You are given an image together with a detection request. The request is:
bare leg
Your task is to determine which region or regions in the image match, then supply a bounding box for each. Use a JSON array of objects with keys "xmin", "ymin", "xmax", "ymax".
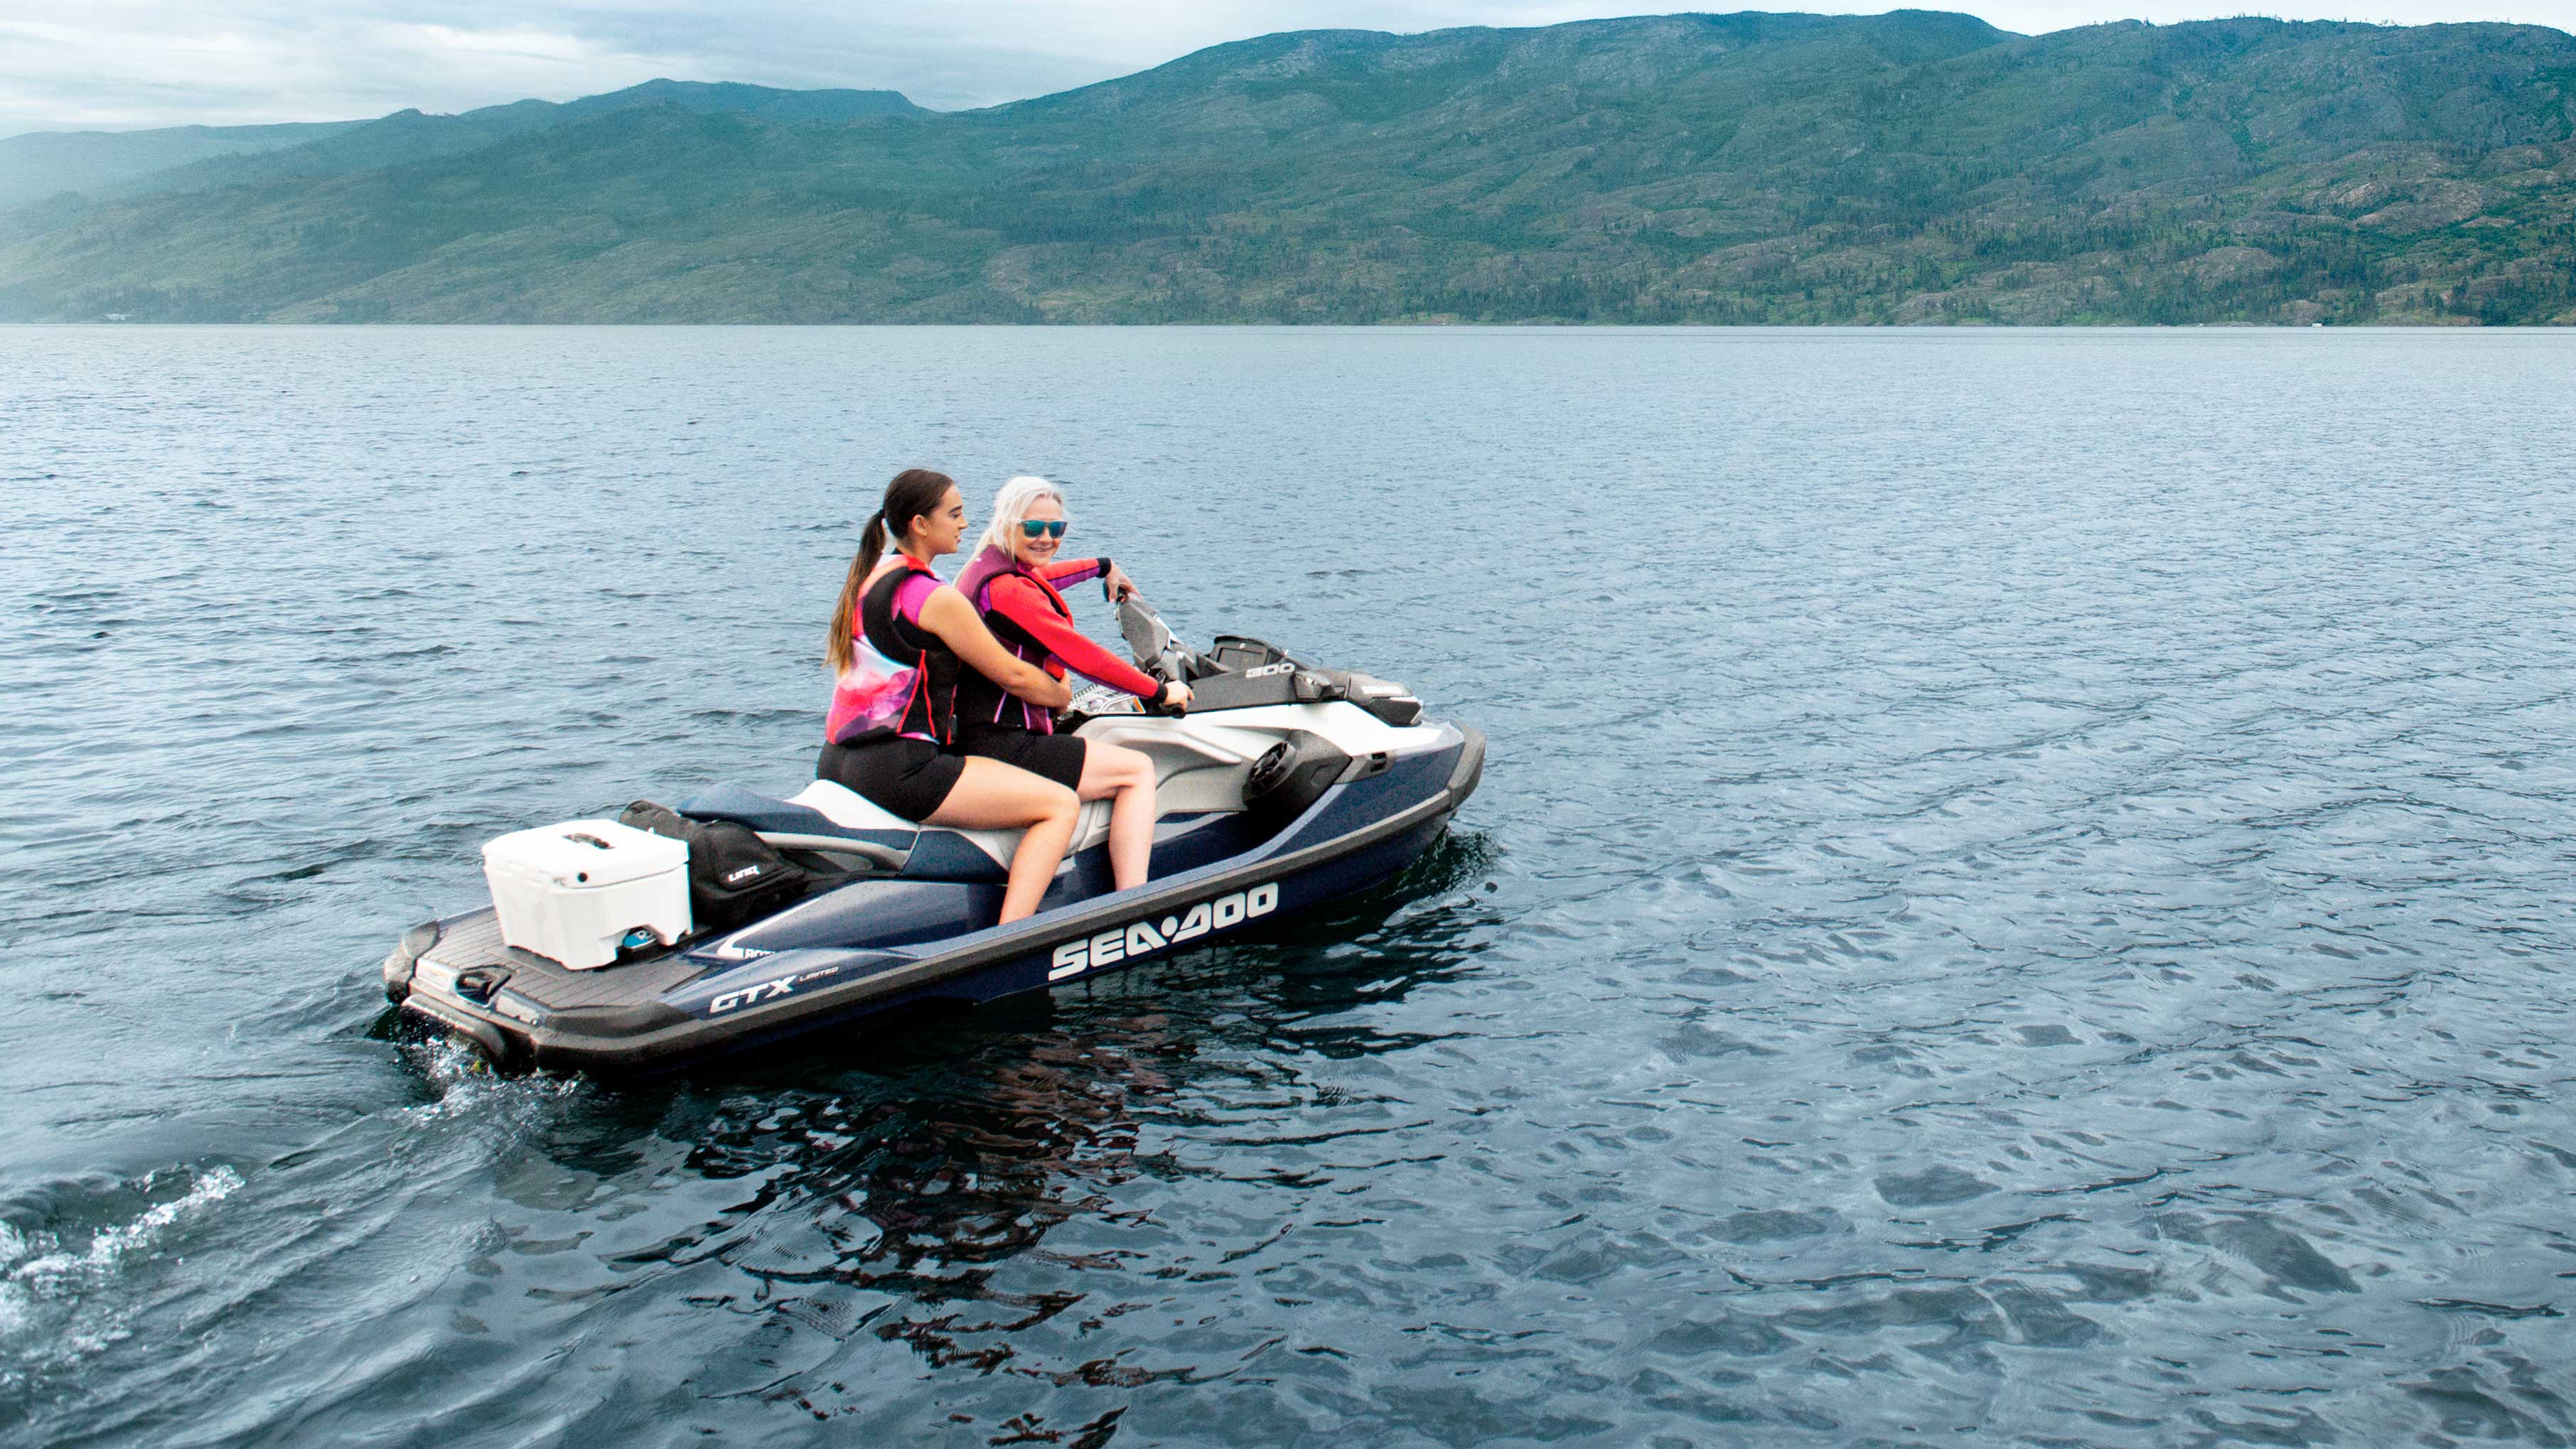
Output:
[
  {"xmin": 926, "ymin": 756, "xmax": 1080, "ymax": 923},
  {"xmin": 1078, "ymin": 740, "xmax": 1159, "ymax": 892}
]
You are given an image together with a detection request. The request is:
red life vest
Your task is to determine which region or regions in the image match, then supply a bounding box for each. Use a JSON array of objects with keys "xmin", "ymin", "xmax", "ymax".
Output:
[{"xmin": 952, "ymin": 545, "xmax": 1067, "ymax": 734}]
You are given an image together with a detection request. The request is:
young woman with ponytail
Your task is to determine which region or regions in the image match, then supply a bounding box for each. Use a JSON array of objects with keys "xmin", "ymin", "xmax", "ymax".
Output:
[{"xmin": 821, "ymin": 468, "xmax": 1078, "ymax": 925}]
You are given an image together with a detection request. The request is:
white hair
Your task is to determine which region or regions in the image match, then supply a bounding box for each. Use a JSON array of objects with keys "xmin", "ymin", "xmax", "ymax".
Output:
[{"xmin": 978, "ymin": 474, "xmax": 1068, "ymax": 558}]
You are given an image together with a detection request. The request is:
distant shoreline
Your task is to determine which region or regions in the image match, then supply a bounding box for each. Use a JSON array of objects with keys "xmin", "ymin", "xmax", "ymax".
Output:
[{"xmin": 8, "ymin": 320, "xmax": 2566, "ymax": 330}]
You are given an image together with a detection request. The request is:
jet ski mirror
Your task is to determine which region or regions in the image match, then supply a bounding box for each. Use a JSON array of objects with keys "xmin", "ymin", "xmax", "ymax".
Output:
[
  {"xmin": 1119, "ymin": 594, "xmax": 1171, "ymax": 663},
  {"xmin": 1119, "ymin": 596, "xmax": 1204, "ymax": 684}
]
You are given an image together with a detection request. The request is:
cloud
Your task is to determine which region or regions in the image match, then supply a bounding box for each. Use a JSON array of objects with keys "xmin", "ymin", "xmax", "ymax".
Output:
[
  {"xmin": 0, "ymin": 4, "xmax": 689, "ymax": 134},
  {"xmin": 3, "ymin": 0, "xmax": 2571, "ymax": 136}
]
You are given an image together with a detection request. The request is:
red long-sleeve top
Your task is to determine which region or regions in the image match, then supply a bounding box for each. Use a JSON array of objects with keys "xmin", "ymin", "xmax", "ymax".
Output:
[{"xmin": 984, "ymin": 558, "xmax": 1164, "ymax": 699}]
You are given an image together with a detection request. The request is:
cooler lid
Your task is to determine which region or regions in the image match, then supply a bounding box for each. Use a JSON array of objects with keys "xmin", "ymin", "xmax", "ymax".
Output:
[{"xmin": 481, "ymin": 818, "xmax": 687, "ymax": 888}]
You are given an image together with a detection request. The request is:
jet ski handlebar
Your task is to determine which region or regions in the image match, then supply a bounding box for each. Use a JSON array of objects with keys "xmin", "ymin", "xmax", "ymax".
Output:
[{"xmin": 1127, "ymin": 596, "xmax": 1359, "ymax": 713}]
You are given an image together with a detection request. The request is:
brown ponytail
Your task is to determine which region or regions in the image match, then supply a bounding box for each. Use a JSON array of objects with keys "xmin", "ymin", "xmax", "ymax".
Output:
[{"xmin": 827, "ymin": 468, "xmax": 955, "ymax": 674}]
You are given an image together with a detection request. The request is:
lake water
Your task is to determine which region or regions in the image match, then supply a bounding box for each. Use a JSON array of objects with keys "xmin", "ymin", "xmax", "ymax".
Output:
[{"xmin": 4, "ymin": 325, "xmax": 2575, "ymax": 1447}]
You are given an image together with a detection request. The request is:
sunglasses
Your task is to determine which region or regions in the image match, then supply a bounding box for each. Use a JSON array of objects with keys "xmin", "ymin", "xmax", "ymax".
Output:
[{"xmin": 1017, "ymin": 519, "xmax": 1069, "ymax": 539}]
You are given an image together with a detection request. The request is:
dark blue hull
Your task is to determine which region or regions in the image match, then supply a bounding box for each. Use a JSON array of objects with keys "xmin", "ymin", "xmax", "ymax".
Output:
[
  {"xmin": 690, "ymin": 797, "xmax": 1454, "ymax": 1069},
  {"xmin": 395, "ymin": 723, "xmax": 1481, "ymax": 1077}
]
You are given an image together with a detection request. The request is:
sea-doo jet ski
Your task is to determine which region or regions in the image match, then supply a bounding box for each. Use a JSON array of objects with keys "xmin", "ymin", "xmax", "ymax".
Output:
[{"xmin": 384, "ymin": 598, "xmax": 1483, "ymax": 1077}]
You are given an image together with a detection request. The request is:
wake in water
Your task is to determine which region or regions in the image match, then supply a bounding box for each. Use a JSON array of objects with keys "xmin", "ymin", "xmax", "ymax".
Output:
[
  {"xmin": 399, "ymin": 1034, "xmax": 586, "ymax": 1119},
  {"xmin": 1, "ymin": 1165, "xmax": 243, "ymax": 1385}
]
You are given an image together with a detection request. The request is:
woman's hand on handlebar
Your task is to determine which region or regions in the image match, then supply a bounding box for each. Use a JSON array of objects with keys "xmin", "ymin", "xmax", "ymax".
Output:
[
  {"xmin": 1104, "ymin": 563, "xmax": 1139, "ymax": 603},
  {"xmin": 1161, "ymin": 682, "xmax": 1192, "ymax": 713}
]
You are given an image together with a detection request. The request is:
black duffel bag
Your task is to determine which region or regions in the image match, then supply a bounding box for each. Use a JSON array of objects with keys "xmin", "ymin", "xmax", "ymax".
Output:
[{"xmin": 619, "ymin": 799, "xmax": 811, "ymax": 934}]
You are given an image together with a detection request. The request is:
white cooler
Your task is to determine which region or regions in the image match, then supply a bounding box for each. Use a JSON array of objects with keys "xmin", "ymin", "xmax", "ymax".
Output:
[{"xmin": 481, "ymin": 819, "xmax": 692, "ymax": 970}]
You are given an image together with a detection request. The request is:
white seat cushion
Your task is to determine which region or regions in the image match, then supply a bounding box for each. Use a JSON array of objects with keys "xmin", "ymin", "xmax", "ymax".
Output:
[
  {"xmin": 787, "ymin": 780, "xmax": 921, "ymax": 834},
  {"xmin": 788, "ymin": 779, "xmax": 1105, "ymax": 871}
]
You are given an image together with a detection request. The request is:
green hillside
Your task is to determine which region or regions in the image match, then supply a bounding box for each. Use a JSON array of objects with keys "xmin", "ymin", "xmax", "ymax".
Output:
[
  {"xmin": 5, "ymin": 11, "xmax": 2574, "ymax": 324},
  {"xmin": 0, "ymin": 81, "xmax": 928, "ymax": 212},
  {"xmin": 0, "ymin": 120, "xmax": 365, "ymax": 212}
]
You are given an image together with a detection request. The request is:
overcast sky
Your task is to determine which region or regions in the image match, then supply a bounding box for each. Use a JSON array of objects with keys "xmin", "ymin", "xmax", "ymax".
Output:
[{"xmin": 3, "ymin": 0, "xmax": 2567, "ymax": 137}]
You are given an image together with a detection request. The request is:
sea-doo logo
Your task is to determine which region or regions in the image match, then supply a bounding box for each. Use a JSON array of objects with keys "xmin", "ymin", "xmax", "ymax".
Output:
[
  {"xmin": 1049, "ymin": 883, "xmax": 1278, "ymax": 982},
  {"xmin": 708, "ymin": 977, "xmax": 795, "ymax": 1014}
]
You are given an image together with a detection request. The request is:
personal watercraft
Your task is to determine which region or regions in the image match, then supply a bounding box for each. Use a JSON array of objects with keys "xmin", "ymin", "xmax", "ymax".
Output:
[{"xmin": 383, "ymin": 599, "xmax": 1484, "ymax": 1077}]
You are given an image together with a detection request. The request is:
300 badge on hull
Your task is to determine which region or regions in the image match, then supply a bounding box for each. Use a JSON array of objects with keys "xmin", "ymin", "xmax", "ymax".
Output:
[{"xmin": 1050, "ymin": 883, "xmax": 1279, "ymax": 981}]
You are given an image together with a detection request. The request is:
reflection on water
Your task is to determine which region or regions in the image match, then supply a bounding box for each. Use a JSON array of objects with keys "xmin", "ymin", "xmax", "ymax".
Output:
[{"xmin": 596, "ymin": 840, "xmax": 1503, "ymax": 1413}]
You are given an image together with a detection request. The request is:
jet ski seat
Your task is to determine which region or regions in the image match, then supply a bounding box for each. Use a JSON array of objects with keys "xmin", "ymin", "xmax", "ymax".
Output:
[
  {"xmin": 676, "ymin": 782, "xmax": 1111, "ymax": 885},
  {"xmin": 680, "ymin": 782, "xmax": 916, "ymax": 846}
]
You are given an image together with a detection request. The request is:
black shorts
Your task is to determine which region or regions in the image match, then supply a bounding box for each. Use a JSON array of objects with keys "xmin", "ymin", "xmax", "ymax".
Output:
[
  {"xmin": 953, "ymin": 725, "xmax": 1087, "ymax": 792},
  {"xmin": 816, "ymin": 736, "xmax": 965, "ymax": 822}
]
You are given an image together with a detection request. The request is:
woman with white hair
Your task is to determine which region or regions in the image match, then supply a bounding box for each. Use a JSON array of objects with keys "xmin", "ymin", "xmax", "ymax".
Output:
[{"xmin": 950, "ymin": 475, "xmax": 1192, "ymax": 893}]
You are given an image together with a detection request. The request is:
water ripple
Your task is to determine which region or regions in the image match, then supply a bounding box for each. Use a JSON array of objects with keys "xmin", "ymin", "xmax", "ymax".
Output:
[{"xmin": 3, "ymin": 325, "xmax": 2575, "ymax": 1445}]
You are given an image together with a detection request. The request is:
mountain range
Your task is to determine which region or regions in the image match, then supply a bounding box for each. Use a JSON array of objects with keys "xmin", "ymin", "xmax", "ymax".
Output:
[
  {"xmin": 0, "ymin": 81, "xmax": 925, "ymax": 213},
  {"xmin": 3, "ymin": 12, "xmax": 2572, "ymax": 325}
]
